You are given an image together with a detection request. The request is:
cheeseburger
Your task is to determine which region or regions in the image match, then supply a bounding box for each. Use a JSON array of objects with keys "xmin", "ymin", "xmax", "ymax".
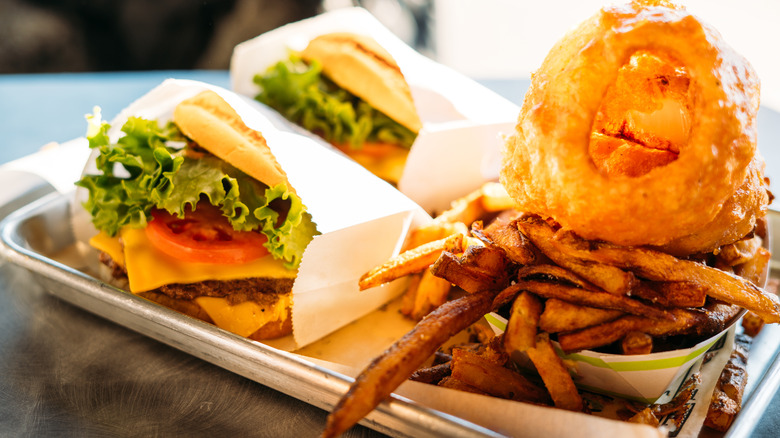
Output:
[
  {"xmin": 76, "ymin": 90, "xmax": 318, "ymax": 340},
  {"xmin": 253, "ymin": 32, "xmax": 422, "ymax": 184}
]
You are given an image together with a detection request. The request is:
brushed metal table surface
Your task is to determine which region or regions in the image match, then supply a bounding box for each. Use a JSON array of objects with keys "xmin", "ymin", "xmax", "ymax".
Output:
[{"xmin": 1, "ymin": 72, "xmax": 780, "ymax": 437}]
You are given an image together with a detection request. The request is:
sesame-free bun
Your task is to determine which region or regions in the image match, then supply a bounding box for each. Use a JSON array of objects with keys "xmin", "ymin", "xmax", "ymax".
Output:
[
  {"xmin": 173, "ymin": 90, "xmax": 293, "ymax": 191},
  {"xmin": 301, "ymin": 32, "xmax": 422, "ymax": 134}
]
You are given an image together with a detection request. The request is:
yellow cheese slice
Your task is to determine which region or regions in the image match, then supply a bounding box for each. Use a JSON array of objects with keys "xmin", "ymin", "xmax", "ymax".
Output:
[
  {"xmin": 89, "ymin": 227, "xmax": 296, "ymax": 293},
  {"xmin": 195, "ymin": 295, "xmax": 290, "ymax": 338},
  {"xmin": 89, "ymin": 231, "xmax": 125, "ymax": 267}
]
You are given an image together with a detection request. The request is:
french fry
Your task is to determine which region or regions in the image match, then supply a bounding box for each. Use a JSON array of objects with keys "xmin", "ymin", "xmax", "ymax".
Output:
[
  {"xmin": 323, "ymin": 290, "xmax": 498, "ymax": 438},
  {"xmin": 741, "ymin": 311, "xmax": 765, "ymax": 337},
  {"xmin": 630, "ymin": 281, "xmax": 707, "ymax": 308},
  {"xmin": 621, "ymin": 331, "xmax": 653, "ymax": 355},
  {"xmin": 432, "ymin": 185, "xmax": 488, "ymax": 226},
  {"xmin": 399, "ymin": 273, "xmax": 422, "ymax": 317},
  {"xmin": 451, "ymin": 348, "xmax": 551, "ymax": 404},
  {"xmin": 705, "ymin": 334, "xmax": 751, "ymax": 432},
  {"xmin": 718, "ymin": 236, "xmax": 762, "ymax": 267},
  {"xmin": 515, "ymin": 216, "xmax": 636, "ymax": 295},
  {"xmin": 359, "ymin": 233, "xmax": 463, "ymax": 290},
  {"xmin": 580, "ymin": 240, "xmax": 780, "ymax": 323},
  {"xmin": 410, "ymin": 361, "xmax": 451, "ymax": 384},
  {"xmin": 403, "ymin": 221, "xmax": 468, "ymax": 252},
  {"xmin": 526, "ymin": 332, "xmax": 583, "ymax": 411},
  {"xmin": 539, "ymin": 299, "xmax": 623, "ymax": 333},
  {"xmin": 514, "ymin": 280, "xmax": 675, "ymax": 321},
  {"xmin": 628, "ymin": 408, "xmax": 660, "ymax": 427},
  {"xmin": 438, "ymin": 376, "xmax": 490, "ymax": 395},
  {"xmin": 431, "ymin": 245, "xmax": 512, "ymax": 293},
  {"xmin": 480, "ymin": 182, "xmax": 516, "ymax": 212},
  {"xmin": 478, "ymin": 217, "xmax": 537, "ymax": 266},
  {"xmin": 516, "ymin": 264, "xmax": 597, "ymax": 291},
  {"xmin": 504, "ymin": 291, "xmax": 542, "ymax": 354},
  {"xmin": 412, "ymin": 269, "xmax": 453, "ymax": 319},
  {"xmin": 734, "ymin": 246, "xmax": 771, "ymax": 287}
]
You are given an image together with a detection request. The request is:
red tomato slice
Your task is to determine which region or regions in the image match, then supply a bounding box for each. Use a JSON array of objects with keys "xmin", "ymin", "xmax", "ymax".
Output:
[{"xmin": 145, "ymin": 203, "xmax": 269, "ymax": 264}]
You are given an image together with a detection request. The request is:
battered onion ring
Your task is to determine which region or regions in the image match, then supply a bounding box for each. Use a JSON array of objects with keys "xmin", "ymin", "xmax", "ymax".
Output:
[{"xmin": 500, "ymin": 0, "xmax": 760, "ymax": 247}]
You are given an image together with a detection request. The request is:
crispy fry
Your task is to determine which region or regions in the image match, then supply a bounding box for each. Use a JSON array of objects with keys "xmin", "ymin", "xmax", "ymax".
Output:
[
  {"xmin": 515, "ymin": 280, "xmax": 674, "ymax": 321},
  {"xmin": 718, "ymin": 236, "xmax": 762, "ymax": 267},
  {"xmin": 323, "ymin": 290, "xmax": 497, "ymax": 438},
  {"xmin": 399, "ymin": 273, "xmax": 421, "ymax": 317},
  {"xmin": 621, "ymin": 331, "xmax": 653, "ymax": 355},
  {"xmin": 516, "ymin": 264, "xmax": 597, "ymax": 291},
  {"xmin": 705, "ymin": 334, "xmax": 751, "ymax": 432},
  {"xmin": 741, "ymin": 311, "xmax": 764, "ymax": 337},
  {"xmin": 527, "ymin": 332, "xmax": 583, "ymax": 411},
  {"xmin": 433, "ymin": 185, "xmax": 488, "ymax": 226},
  {"xmin": 410, "ymin": 361, "xmax": 451, "ymax": 384},
  {"xmin": 557, "ymin": 309, "xmax": 705, "ymax": 353},
  {"xmin": 438, "ymin": 376, "xmax": 490, "ymax": 395},
  {"xmin": 431, "ymin": 245, "xmax": 512, "ymax": 293},
  {"xmin": 504, "ymin": 291, "xmax": 542, "ymax": 354},
  {"xmin": 480, "ymin": 182, "xmax": 516, "ymax": 212},
  {"xmin": 515, "ymin": 216, "xmax": 636, "ymax": 295},
  {"xmin": 403, "ymin": 221, "xmax": 468, "ymax": 252},
  {"xmin": 451, "ymin": 348, "xmax": 550, "ymax": 404},
  {"xmin": 478, "ymin": 218, "xmax": 537, "ymax": 266},
  {"xmin": 734, "ymin": 246, "xmax": 771, "ymax": 287},
  {"xmin": 412, "ymin": 269, "xmax": 453, "ymax": 319},
  {"xmin": 359, "ymin": 233, "xmax": 463, "ymax": 290},
  {"xmin": 628, "ymin": 408, "xmax": 659, "ymax": 427},
  {"xmin": 539, "ymin": 299, "xmax": 623, "ymax": 333},
  {"xmin": 582, "ymin": 241, "xmax": 780, "ymax": 323},
  {"xmin": 630, "ymin": 281, "xmax": 707, "ymax": 308}
]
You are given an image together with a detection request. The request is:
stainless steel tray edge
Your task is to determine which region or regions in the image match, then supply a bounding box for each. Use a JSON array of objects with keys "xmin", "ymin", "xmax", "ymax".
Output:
[{"xmin": 0, "ymin": 193, "xmax": 503, "ymax": 438}]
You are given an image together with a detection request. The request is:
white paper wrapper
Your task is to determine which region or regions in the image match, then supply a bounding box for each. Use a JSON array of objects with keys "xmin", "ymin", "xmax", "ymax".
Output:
[
  {"xmin": 230, "ymin": 7, "xmax": 519, "ymax": 213},
  {"xmin": 68, "ymin": 79, "xmax": 430, "ymax": 350}
]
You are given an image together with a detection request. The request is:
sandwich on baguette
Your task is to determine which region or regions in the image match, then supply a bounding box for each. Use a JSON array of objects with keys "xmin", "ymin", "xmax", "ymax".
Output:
[
  {"xmin": 253, "ymin": 32, "xmax": 422, "ymax": 184},
  {"xmin": 76, "ymin": 90, "xmax": 318, "ymax": 340}
]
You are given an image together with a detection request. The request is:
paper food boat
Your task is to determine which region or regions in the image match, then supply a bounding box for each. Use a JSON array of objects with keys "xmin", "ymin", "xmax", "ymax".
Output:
[
  {"xmin": 70, "ymin": 78, "xmax": 430, "ymax": 350},
  {"xmin": 230, "ymin": 7, "xmax": 519, "ymax": 214},
  {"xmin": 484, "ymin": 312, "xmax": 737, "ymax": 404}
]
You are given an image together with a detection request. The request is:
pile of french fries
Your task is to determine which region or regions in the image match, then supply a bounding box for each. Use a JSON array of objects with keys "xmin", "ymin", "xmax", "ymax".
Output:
[{"xmin": 326, "ymin": 183, "xmax": 778, "ymax": 437}]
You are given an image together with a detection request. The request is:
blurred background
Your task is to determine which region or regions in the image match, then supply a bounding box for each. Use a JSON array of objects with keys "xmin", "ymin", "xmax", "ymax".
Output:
[{"xmin": 2, "ymin": 0, "xmax": 778, "ymax": 107}]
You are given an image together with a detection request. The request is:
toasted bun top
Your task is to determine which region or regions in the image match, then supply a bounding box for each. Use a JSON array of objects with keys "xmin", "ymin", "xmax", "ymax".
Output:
[
  {"xmin": 173, "ymin": 90, "xmax": 292, "ymax": 191},
  {"xmin": 301, "ymin": 32, "xmax": 422, "ymax": 134}
]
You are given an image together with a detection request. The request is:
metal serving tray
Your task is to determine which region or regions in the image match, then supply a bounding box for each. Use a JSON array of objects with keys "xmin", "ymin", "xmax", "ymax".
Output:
[{"xmin": 2, "ymin": 191, "xmax": 780, "ymax": 437}]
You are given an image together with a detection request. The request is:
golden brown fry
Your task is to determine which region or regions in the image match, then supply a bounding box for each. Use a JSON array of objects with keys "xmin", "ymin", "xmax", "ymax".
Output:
[
  {"xmin": 359, "ymin": 233, "xmax": 463, "ymax": 290},
  {"xmin": 630, "ymin": 281, "xmax": 707, "ymax": 308},
  {"xmin": 516, "ymin": 264, "xmax": 597, "ymax": 291},
  {"xmin": 718, "ymin": 236, "xmax": 762, "ymax": 267},
  {"xmin": 515, "ymin": 280, "xmax": 674, "ymax": 321},
  {"xmin": 584, "ymin": 242, "xmax": 780, "ymax": 323},
  {"xmin": 527, "ymin": 332, "xmax": 583, "ymax": 411},
  {"xmin": 432, "ymin": 185, "xmax": 488, "ymax": 226},
  {"xmin": 451, "ymin": 348, "xmax": 550, "ymax": 404},
  {"xmin": 705, "ymin": 334, "xmax": 751, "ymax": 432},
  {"xmin": 323, "ymin": 290, "xmax": 497, "ymax": 438},
  {"xmin": 438, "ymin": 376, "xmax": 490, "ymax": 396},
  {"xmin": 734, "ymin": 246, "xmax": 771, "ymax": 287},
  {"xmin": 557, "ymin": 309, "xmax": 703, "ymax": 353},
  {"xmin": 412, "ymin": 269, "xmax": 453, "ymax": 319},
  {"xmin": 403, "ymin": 221, "xmax": 468, "ymax": 252},
  {"xmin": 480, "ymin": 182, "xmax": 516, "ymax": 212},
  {"xmin": 409, "ymin": 361, "xmax": 451, "ymax": 384},
  {"xmin": 479, "ymin": 217, "xmax": 537, "ymax": 266},
  {"xmin": 431, "ymin": 245, "xmax": 512, "ymax": 293},
  {"xmin": 621, "ymin": 331, "xmax": 653, "ymax": 355},
  {"xmin": 539, "ymin": 299, "xmax": 623, "ymax": 333},
  {"xmin": 399, "ymin": 273, "xmax": 421, "ymax": 318},
  {"xmin": 741, "ymin": 311, "xmax": 764, "ymax": 337},
  {"xmin": 504, "ymin": 291, "xmax": 542, "ymax": 354},
  {"xmin": 515, "ymin": 216, "xmax": 636, "ymax": 295},
  {"xmin": 628, "ymin": 408, "xmax": 659, "ymax": 427}
]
